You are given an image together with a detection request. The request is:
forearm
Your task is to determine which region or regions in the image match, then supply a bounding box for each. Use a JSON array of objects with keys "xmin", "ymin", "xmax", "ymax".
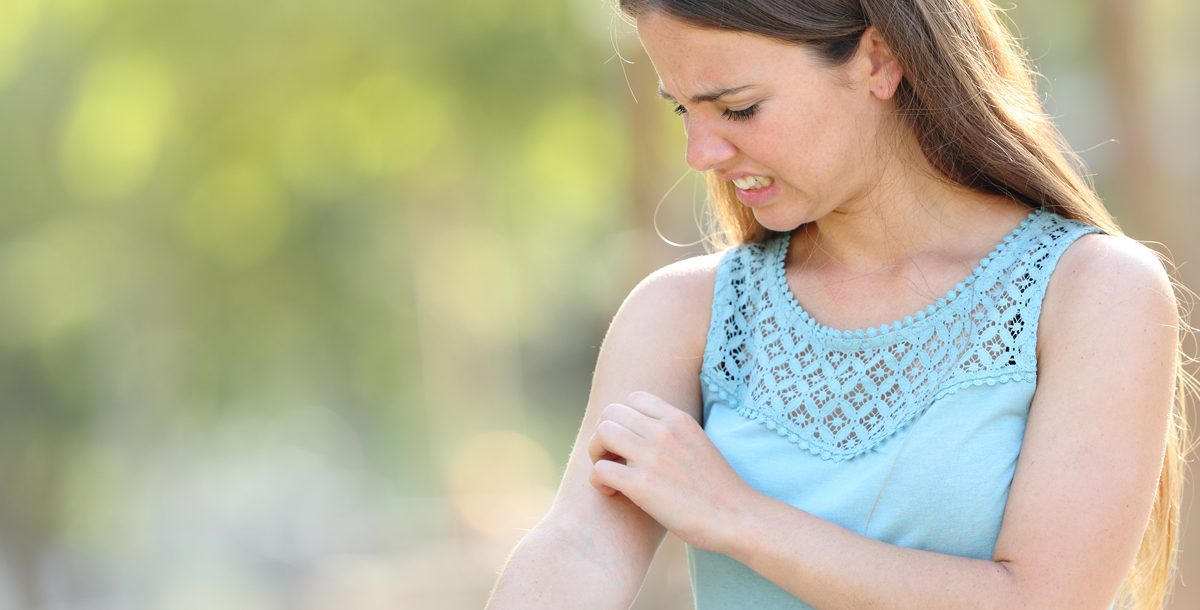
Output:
[
  {"xmin": 485, "ymin": 519, "xmax": 649, "ymax": 610},
  {"xmin": 718, "ymin": 492, "xmax": 1021, "ymax": 610}
]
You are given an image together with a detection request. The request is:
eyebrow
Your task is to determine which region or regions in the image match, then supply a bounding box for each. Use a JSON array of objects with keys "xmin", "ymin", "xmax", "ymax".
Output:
[{"xmin": 657, "ymin": 83, "xmax": 756, "ymax": 104}]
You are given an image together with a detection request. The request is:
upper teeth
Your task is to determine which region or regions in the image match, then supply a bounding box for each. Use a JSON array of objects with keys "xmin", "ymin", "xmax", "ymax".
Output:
[{"xmin": 732, "ymin": 176, "xmax": 773, "ymax": 190}]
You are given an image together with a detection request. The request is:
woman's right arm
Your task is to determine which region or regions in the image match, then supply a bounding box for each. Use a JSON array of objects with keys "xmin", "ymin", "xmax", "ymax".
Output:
[{"xmin": 485, "ymin": 253, "xmax": 719, "ymax": 609}]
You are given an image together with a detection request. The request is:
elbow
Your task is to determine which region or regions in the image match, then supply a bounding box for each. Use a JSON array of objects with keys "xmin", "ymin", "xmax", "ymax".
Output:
[
  {"xmin": 993, "ymin": 561, "xmax": 1115, "ymax": 610},
  {"xmin": 993, "ymin": 560, "xmax": 1032, "ymax": 610}
]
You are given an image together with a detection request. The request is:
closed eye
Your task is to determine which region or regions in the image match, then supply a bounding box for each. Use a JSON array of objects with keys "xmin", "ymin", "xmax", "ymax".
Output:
[
  {"xmin": 722, "ymin": 104, "xmax": 759, "ymax": 121},
  {"xmin": 671, "ymin": 103, "xmax": 760, "ymax": 121}
]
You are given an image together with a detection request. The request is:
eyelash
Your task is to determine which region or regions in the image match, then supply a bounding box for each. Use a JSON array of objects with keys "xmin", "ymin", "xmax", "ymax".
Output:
[{"xmin": 672, "ymin": 103, "xmax": 760, "ymax": 121}]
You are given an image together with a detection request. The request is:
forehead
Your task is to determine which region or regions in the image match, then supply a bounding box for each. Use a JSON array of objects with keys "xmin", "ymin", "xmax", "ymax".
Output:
[{"xmin": 636, "ymin": 12, "xmax": 826, "ymax": 96}]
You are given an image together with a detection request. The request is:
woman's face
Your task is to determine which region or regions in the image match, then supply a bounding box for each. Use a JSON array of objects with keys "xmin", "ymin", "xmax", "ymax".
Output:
[{"xmin": 637, "ymin": 12, "xmax": 890, "ymax": 231}]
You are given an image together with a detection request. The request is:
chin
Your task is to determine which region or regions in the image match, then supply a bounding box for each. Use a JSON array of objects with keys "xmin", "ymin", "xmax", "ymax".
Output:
[{"xmin": 752, "ymin": 210, "xmax": 809, "ymax": 234}]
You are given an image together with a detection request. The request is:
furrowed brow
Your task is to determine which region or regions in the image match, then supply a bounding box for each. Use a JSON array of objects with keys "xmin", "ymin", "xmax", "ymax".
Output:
[{"xmin": 657, "ymin": 83, "xmax": 755, "ymax": 104}]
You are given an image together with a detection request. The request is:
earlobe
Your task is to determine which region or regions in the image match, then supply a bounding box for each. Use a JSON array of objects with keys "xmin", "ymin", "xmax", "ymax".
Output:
[
  {"xmin": 861, "ymin": 27, "xmax": 903, "ymax": 100},
  {"xmin": 874, "ymin": 71, "xmax": 901, "ymax": 100}
]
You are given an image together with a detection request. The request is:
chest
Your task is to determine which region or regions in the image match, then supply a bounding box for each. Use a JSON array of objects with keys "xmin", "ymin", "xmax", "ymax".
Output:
[{"xmin": 781, "ymin": 261, "xmax": 977, "ymax": 332}]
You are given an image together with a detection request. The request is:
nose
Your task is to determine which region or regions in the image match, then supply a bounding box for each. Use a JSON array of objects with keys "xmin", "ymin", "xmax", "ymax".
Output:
[{"xmin": 684, "ymin": 118, "xmax": 737, "ymax": 172}]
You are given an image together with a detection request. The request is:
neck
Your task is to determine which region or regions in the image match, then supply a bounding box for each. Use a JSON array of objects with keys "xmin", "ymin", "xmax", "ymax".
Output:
[{"xmin": 791, "ymin": 138, "xmax": 1027, "ymax": 277}]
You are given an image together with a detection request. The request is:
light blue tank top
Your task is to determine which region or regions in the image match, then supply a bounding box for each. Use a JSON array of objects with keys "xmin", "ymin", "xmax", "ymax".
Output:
[{"xmin": 690, "ymin": 208, "xmax": 1102, "ymax": 609}]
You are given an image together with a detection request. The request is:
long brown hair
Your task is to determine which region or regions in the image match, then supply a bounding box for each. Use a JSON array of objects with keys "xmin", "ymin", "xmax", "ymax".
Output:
[{"xmin": 619, "ymin": 1, "xmax": 1194, "ymax": 608}]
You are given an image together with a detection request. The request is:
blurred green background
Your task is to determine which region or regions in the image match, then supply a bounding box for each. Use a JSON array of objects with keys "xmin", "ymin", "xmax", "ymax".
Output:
[{"xmin": 0, "ymin": 1, "xmax": 1196, "ymax": 609}]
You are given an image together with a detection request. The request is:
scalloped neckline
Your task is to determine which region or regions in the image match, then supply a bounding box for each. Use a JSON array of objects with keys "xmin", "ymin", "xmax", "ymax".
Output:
[{"xmin": 771, "ymin": 208, "xmax": 1043, "ymax": 339}]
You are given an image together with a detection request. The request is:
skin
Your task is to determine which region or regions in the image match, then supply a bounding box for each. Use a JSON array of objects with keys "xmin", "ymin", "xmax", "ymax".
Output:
[
  {"xmin": 580, "ymin": 11, "xmax": 1178, "ymax": 610},
  {"xmin": 486, "ymin": 9, "xmax": 1177, "ymax": 610},
  {"xmin": 642, "ymin": 11, "xmax": 1035, "ymax": 332}
]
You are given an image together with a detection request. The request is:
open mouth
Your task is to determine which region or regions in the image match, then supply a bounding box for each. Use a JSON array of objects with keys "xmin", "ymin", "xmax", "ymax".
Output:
[{"xmin": 731, "ymin": 176, "xmax": 774, "ymax": 191}]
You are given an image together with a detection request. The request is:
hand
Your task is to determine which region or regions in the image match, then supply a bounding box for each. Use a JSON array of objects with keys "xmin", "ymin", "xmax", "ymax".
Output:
[{"xmin": 587, "ymin": 391, "xmax": 756, "ymax": 552}]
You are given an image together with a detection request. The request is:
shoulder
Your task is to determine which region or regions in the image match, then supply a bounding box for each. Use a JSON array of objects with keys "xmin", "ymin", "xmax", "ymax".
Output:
[
  {"xmin": 591, "ymin": 251, "xmax": 726, "ymax": 423},
  {"xmin": 629, "ymin": 250, "xmax": 725, "ymax": 302},
  {"xmin": 614, "ymin": 251, "xmax": 726, "ymax": 351},
  {"xmin": 1039, "ymin": 232, "xmax": 1177, "ymax": 352},
  {"xmin": 623, "ymin": 238, "xmax": 768, "ymax": 313},
  {"xmin": 1047, "ymin": 230, "xmax": 1170, "ymax": 288}
]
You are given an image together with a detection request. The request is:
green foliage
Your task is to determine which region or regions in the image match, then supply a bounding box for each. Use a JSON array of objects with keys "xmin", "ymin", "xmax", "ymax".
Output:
[{"xmin": 0, "ymin": 0, "xmax": 637, "ymax": 606}]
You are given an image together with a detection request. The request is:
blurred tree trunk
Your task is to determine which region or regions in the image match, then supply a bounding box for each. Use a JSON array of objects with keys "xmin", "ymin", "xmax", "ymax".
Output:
[
  {"xmin": 1095, "ymin": 0, "xmax": 1167, "ymax": 239},
  {"xmin": 0, "ymin": 363, "xmax": 70, "ymax": 610},
  {"xmin": 1096, "ymin": 5, "xmax": 1199, "ymax": 610}
]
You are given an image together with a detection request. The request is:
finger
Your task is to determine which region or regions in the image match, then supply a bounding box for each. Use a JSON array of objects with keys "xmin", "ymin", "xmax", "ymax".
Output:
[
  {"xmin": 586, "ymin": 420, "xmax": 631, "ymax": 464},
  {"xmin": 591, "ymin": 458, "xmax": 634, "ymax": 497},
  {"xmin": 587, "ymin": 426, "xmax": 610, "ymax": 464},
  {"xmin": 588, "ymin": 463, "xmax": 618, "ymax": 495},
  {"xmin": 625, "ymin": 390, "xmax": 680, "ymax": 419},
  {"xmin": 589, "ymin": 420, "xmax": 643, "ymax": 465},
  {"xmin": 600, "ymin": 402, "xmax": 656, "ymax": 438}
]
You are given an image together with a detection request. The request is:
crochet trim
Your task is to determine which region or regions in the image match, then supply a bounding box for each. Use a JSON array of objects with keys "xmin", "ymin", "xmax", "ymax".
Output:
[
  {"xmin": 701, "ymin": 209, "xmax": 1100, "ymax": 461},
  {"xmin": 771, "ymin": 210, "xmax": 1038, "ymax": 341}
]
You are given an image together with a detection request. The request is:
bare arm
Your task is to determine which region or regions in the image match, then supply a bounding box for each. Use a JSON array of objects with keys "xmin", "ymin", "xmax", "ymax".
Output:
[
  {"xmin": 486, "ymin": 253, "xmax": 719, "ymax": 609},
  {"xmin": 698, "ymin": 235, "xmax": 1177, "ymax": 608}
]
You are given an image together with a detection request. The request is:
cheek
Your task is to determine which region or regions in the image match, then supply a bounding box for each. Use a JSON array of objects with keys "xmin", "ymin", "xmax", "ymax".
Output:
[
  {"xmin": 794, "ymin": 106, "xmax": 873, "ymax": 181},
  {"xmin": 761, "ymin": 115, "xmax": 842, "ymax": 183}
]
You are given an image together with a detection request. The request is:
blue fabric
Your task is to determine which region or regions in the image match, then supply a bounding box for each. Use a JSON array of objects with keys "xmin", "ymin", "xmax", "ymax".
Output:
[{"xmin": 688, "ymin": 208, "xmax": 1102, "ymax": 609}]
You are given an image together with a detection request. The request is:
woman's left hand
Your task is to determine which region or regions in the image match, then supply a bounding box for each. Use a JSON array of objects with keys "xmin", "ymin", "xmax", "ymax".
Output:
[{"xmin": 587, "ymin": 390, "xmax": 757, "ymax": 552}]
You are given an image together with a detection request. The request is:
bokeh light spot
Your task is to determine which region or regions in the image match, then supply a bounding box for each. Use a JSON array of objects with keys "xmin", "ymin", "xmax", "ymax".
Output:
[
  {"xmin": 342, "ymin": 72, "xmax": 454, "ymax": 177},
  {"xmin": 446, "ymin": 430, "xmax": 556, "ymax": 537},
  {"xmin": 0, "ymin": 218, "xmax": 131, "ymax": 346},
  {"xmin": 277, "ymin": 71, "xmax": 454, "ymax": 195},
  {"xmin": 518, "ymin": 96, "xmax": 624, "ymax": 222},
  {"xmin": 423, "ymin": 226, "xmax": 522, "ymax": 340},
  {"xmin": 60, "ymin": 51, "xmax": 177, "ymax": 204},
  {"xmin": 182, "ymin": 162, "xmax": 289, "ymax": 267}
]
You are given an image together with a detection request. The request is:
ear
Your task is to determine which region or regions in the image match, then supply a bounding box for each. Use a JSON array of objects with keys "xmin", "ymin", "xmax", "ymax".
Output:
[{"xmin": 857, "ymin": 26, "xmax": 904, "ymax": 100}]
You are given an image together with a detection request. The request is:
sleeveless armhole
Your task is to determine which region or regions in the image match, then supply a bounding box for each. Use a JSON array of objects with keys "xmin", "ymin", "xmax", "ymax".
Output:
[
  {"xmin": 930, "ymin": 212, "xmax": 1105, "ymax": 400},
  {"xmin": 699, "ymin": 242, "xmax": 758, "ymax": 427},
  {"xmin": 1016, "ymin": 219, "xmax": 1105, "ymax": 362}
]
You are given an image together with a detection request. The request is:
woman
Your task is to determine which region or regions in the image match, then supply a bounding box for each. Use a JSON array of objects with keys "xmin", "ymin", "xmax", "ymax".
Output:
[{"xmin": 487, "ymin": 1, "xmax": 1191, "ymax": 608}]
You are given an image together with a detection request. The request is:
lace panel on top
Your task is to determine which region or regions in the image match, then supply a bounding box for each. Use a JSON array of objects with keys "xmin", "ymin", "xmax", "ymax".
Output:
[{"xmin": 700, "ymin": 209, "xmax": 1100, "ymax": 462}]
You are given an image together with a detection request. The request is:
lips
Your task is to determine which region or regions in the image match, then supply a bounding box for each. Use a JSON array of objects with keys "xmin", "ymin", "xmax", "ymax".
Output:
[{"xmin": 729, "ymin": 175, "xmax": 779, "ymax": 207}]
